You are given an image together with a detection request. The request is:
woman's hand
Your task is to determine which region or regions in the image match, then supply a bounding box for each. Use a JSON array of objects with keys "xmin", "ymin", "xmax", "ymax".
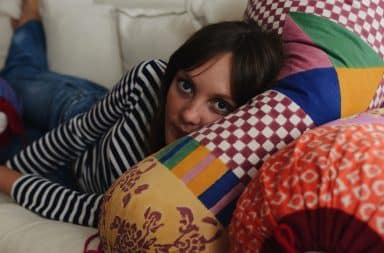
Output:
[{"xmin": 0, "ymin": 165, "xmax": 21, "ymax": 196}]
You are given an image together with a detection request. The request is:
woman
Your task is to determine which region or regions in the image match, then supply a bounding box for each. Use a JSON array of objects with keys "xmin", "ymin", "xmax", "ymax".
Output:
[{"xmin": 0, "ymin": 0, "xmax": 284, "ymax": 227}]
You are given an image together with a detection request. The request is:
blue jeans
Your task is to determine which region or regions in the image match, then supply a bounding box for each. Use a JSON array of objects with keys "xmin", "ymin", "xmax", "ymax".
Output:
[{"xmin": 0, "ymin": 21, "xmax": 108, "ymax": 171}]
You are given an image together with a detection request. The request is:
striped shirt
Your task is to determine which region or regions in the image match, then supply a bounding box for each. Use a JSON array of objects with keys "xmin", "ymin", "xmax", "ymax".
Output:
[{"xmin": 6, "ymin": 60, "xmax": 167, "ymax": 227}]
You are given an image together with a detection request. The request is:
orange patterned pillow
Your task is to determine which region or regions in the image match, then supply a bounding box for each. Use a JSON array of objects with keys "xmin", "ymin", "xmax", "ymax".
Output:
[{"xmin": 230, "ymin": 110, "xmax": 384, "ymax": 252}]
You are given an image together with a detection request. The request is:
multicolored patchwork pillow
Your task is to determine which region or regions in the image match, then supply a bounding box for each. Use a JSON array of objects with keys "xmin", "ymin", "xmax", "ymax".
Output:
[
  {"xmin": 229, "ymin": 109, "xmax": 384, "ymax": 252},
  {"xmin": 98, "ymin": 91, "xmax": 315, "ymax": 252},
  {"xmin": 246, "ymin": 0, "xmax": 384, "ymax": 122},
  {"xmin": 98, "ymin": 1, "xmax": 384, "ymax": 252}
]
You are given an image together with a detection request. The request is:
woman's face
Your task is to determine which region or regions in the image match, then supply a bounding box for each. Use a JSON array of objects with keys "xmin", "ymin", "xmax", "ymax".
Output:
[{"xmin": 164, "ymin": 52, "xmax": 236, "ymax": 145}]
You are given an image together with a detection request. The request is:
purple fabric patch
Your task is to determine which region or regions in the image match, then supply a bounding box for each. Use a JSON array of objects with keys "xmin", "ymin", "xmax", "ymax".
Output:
[
  {"xmin": 325, "ymin": 109, "xmax": 384, "ymax": 126},
  {"xmin": 278, "ymin": 16, "xmax": 333, "ymax": 80}
]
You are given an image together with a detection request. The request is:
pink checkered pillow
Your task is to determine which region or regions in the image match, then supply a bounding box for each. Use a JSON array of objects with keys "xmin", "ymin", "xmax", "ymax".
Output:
[
  {"xmin": 245, "ymin": 0, "xmax": 384, "ymax": 59},
  {"xmin": 190, "ymin": 90, "xmax": 314, "ymax": 185},
  {"xmin": 244, "ymin": 0, "xmax": 384, "ymax": 122}
]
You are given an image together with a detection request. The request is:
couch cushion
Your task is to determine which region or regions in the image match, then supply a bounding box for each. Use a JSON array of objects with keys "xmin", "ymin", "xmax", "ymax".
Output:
[
  {"xmin": 186, "ymin": 0, "xmax": 248, "ymax": 26},
  {"xmin": 117, "ymin": 7, "xmax": 198, "ymax": 70},
  {"xmin": 94, "ymin": 0, "xmax": 185, "ymax": 10},
  {"xmin": 103, "ymin": 0, "xmax": 248, "ymax": 71},
  {"xmin": 40, "ymin": 0, "xmax": 123, "ymax": 89},
  {"xmin": 0, "ymin": 0, "xmax": 21, "ymax": 18}
]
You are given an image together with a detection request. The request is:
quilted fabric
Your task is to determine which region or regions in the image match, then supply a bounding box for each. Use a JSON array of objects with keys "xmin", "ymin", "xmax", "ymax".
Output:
[
  {"xmin": 245, "ymin": 0, "xmax": 384, "ymax": 59},
  {"xmin": 158, "ymin": 91, "xmax": 313, "ymax": 223},
  {"xmin": 229, "ymin": 109, "xmax": 384, "ymax": 252},
  {"xmin": 246, "ymin": 0, "xmax": 384, "ymax": 122},
  {"xmin": 99, "ymin": 1, "xmax": 384, "ymax": 252},
  {"xmin": 98, "ymin": 91, "xmax": 314, "ymax": 252},
  {"xmin": 99, "ymin": 156, "xmax": 228, "ymax": 252}
]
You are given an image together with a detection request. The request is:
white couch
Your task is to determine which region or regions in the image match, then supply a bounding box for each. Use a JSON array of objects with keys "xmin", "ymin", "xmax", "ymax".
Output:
[{"xmin": 0, "ymin": 0, "xmax": 247, "ymax": 252}]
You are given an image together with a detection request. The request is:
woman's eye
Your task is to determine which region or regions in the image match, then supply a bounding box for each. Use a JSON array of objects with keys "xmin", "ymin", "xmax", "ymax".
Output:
[
  {"xmin": 177, "ymin": 79, "xmax": 193, "ymax": 95},
  {"xmin": 212, "ymin": 99, "xmax": 233, "ymax": 115}
]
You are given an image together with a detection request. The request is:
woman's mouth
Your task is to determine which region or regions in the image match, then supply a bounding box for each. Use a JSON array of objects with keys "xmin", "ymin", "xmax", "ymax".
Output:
[{"xmin": 172, "ymin": 125, "xmax": 187, "ymax": 139}]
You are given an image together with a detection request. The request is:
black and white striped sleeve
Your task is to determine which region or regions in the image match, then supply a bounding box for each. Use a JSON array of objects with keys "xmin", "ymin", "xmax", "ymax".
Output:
[
  {"xmin": 11, "ymin": 175, "xmax": 102, "ymax": 227},
  {"xmin": 6, "ymin": 59, "xmax": 167, "ymax": 175},
  {"xmin": 6, "ymin": 59, "xmax": 167, "ymax": 227}
]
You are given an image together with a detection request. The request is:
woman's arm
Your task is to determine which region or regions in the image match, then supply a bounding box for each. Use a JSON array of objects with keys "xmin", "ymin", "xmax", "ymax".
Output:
[
  {"xmin": 6, "ymin": 59, "xmax": 167, "ymax": 176},
  {"xmin": 3, "ymin": 60, "xmax": 167, "ymax": 227},
  {"xmin": 0, "ymin": 166, "xmax": 101, "ymax": 227},
  {"xmin": 0, "ymin": 165, "xmax": 21, "ymax": 195},
  {"xmin": 11, "ymin": 174, "xmax": 103, "ymax": 227}
]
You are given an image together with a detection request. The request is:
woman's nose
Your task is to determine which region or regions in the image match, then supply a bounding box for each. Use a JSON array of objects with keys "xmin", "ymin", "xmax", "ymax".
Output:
[{"xmin": 180, "ymin": 102, "xmax": 202, "ymax": 126}]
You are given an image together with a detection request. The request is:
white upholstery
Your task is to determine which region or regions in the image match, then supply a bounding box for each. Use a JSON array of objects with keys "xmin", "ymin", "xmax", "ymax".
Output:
[
  {"xmin": 0, "ymin": 0, "xmax": 247, "ymax": 252},
  {"xmin": 94, "ymin": 0, "xmax": 185, "ymax": 10},
  {"xmin": 0, "ymin": 193, "xmax": 98, "ymax": 253},
  {"xmin": 40, "ymin": 0, "xmax": 124, "ymax": 89},
  {"xmin": 0, "ymin": 16, "xmax": 12, "ymax": 69},
  {"xmin": 0, "ymin": 0, "xmax": 21, "ymax": 18},
  {"xmin": 187, "ymin": 0, "xmax": 248, "ymax": 26},
  {"xmin": 117, "ymin": 7, "xmax": 199, "ymax": 70},
  {"xmin": 116, "ymin": 0, "xmax": 248, "ymax": 70}
]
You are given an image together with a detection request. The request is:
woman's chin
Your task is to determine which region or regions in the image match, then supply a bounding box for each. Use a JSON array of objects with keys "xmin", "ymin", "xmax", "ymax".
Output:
[{"xmin": 164, "ymin": 134, "xmax": 174, "ymax": 145}]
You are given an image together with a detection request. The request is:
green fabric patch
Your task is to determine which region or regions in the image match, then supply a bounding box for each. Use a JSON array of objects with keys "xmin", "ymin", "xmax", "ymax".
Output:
[
  {"xmin": 290, "ymin": 12, "xmax": 384, "ymax": 67},
  {"xmin": 154, "ymin": 136, "xmax": 200, "ymax": 169}
]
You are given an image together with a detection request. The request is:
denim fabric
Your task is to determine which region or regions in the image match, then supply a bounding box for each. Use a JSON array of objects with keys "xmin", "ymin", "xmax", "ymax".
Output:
[
  {"xmin": 0, "ymin": 21, "xmax": 108, "ymax": 131},
  {"xmin": 0, "ymin": 21, "xmax": 108, "ymax": 180}
]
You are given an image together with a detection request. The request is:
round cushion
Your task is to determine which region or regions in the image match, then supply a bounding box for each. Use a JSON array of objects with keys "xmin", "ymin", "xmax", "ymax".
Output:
[{"xmin": 229, "ymin": 109, "xmax": 384, "ymax": 252}]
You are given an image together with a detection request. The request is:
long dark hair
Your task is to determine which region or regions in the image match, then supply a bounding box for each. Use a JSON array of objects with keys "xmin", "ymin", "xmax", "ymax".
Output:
[{"xmin": 149, "ymin": 20, "xmax": 284, "ymax": 152}]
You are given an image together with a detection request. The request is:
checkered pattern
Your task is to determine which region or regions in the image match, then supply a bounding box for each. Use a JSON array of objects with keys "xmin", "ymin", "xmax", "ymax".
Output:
[
  {"xmin": 191, "ymin": 90, "xmax": 314, "ymax": 184},
  {"xmin": 368, "ymin": 76, "xmax": 384, "ymax": 109},
  {"xmin": 246, "ymin": 0, "xmax": 384, "ymax": 59}
]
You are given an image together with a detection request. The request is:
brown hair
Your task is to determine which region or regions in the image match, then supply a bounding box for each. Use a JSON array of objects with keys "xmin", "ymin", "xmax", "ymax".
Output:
[{"xmin": 149, "ymin": 20, "xmax": 284, "ymax": 152}]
